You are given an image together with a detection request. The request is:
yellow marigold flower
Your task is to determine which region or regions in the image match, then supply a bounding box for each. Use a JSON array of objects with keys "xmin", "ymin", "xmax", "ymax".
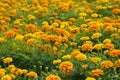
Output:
[
  {"xmin": 79, "ymin": 13, "xmax": 87, "ymax": 17},
  {"xmin": 110, "ymin": 49, "xmax": 120, "ymax": 57},
  {"xmin": 91, "ymin": 13, "xmax": 98, "ymax": 18},
  {"xmin": 26, "ymin": 71, "xmax": 38, "ymax": 78},
  {"xmin": 27, "ymin": 15, "xmax": 36, "ymax": 20},
  {"xmin": 59, "ymin": 61, "xmax": 73, "ymax": 75},
  {"xmin": 103, "ymin": 39, "xmax": 111, "ymax": 44},
  {"xmin": 53, "ymin": 59, "xmax": 61, "ymax": 65},
  {"xmin": 62, "ymin": 55, "xmax": 71, "ymax": 60},
  {"xmin": 1, "ymin": 75, "xmax": 12, "ymax": 80},
  {"xmin": 75, "ymin": 53, "xmax": 87, "ymax": 61},
  {"xmin": 14, "ymin": 35, "xmax": 24, "ymax": 41},
  {"xmin": 81, "ymin": 43, "xmax": 93, "ymax": 52},
  {"xmin": 0, "ymin": 69, "xmax": 6, "ymax": 76},
  {"xmin": 111, "ymin": 33, "xmax": 119, "ymax": 39},
  {"xmin": 9, "ymin": 74, "xmax": 16, "ymax": 79},
  {"xmin": 22, "ymin": 69, "xmax": 28, "ymax": 74},
  {"xmin": 8, "ymin": 65, "xmax": 16, "ymax": 70},
  {"xmin": 91, "ymin": 33, "xmax": 102, "ymax": 39},
  {"xmin": 101, "ymin": 60, "xmax": 113, "ymax": 68},
  {"xmin": 46, "ymin": 74, "xmax": 61, "ymax": 80},
  {"xmin": 4, "ymin": 57, "xmax": 13, "ymax": 64},
  {"xmin": 15, "ymin": 69, "xmax": 23, "ymax": 75},
  {"xmin": 114, "ymin": 59, "xmax": 120, "ymax": 68},
  {"xmin": 80, "ymin": 36, "xmax": 90, "ymax": 41},
  {"xmin": 0, "ymin": 37, "xmax": 6, "ymax": 43},
  {"xmin": 14, "ymin": 20, "xmax": 20, "ymax": 25},
  {"xmin": 89, "ymin": 57, "xmax": 101, "ymax": 63},
  {"xmin": 93, "ymin": 44, "xmax": 103, "ymax": 50},
  {"xmin": 86, "ymin": 77, "xmax": 96, "ymax": 80},
  {"xmin": 91, "ymin": 69, "xmax": 104, "ymax": 77},
  {"xmin": 71, "ymin": 49, "xmax": 80, "ymax": 58}
]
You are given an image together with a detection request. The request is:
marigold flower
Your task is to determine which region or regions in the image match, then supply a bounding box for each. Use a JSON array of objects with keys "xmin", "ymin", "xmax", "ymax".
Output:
[
  {"xmin": 0, "ymin": 69, "xmax": 6, "ymax": 76},
  {"xmin": 101, "ymin": 60, "xmax": 113, "ymax": 68},
  {"xmin": 75, "ymin": 53, "xmax": 87, "ymax": 61},
  {"xmin": 9, "ymin": 9, "xmax": 16, "ymax": 17},
  {"xmin": 26, "ymin": 24, "xmax": 38, "ymax": 32},
  {"xmin": 103, "ymin": 43, "xmax": 114, "ymax": 50},
  {"xmin": 62, "ymin": 55, "xmax": 71, "ymax": 60},
  {"xmin": 89, "ymin": 57, "xmax": 101, "ymax": 63},
  {"xmin": 1, "ymin": 75, "xmax": 12, "ymax": 80},
  {"xmin": 114, "ymin": 59, "xmax": 120, "ymax": 68},
  {"xmin": 91, "ymin": 13, "xmax": 98, "ymax": 18},
  {"xmin": 4, "ymin": 30, "xmax": 16, "ymax": 38},
  {"xmin": 4, "ymin": 57, "xmax": 13, "ymax": 64},
  {"xmin": 26, "ymin": 71, "xmax": 38, "ymax": 78},
  {"xmin": 110, "ymin": 49, "xmax": 120, "ymax": 57},
  {"xmin": 81, "ymin": 43, "xmax": 93, "ymax": 52},
  {"xmin": 71, "ymin": 49, "xmax": 80, "ymax": 58},
  {"xmin": 14, "ymin": 35, "xmax": 24, "ymax": 41},
  {"xmin": 91, "ymin": 69, "xmax": 104, "ymax": 77},
  {"xmin": 79, "ymin": 13, "xmax": 87, "ymax": 17},
  {"xmin": 80, "ymin": 36, "xmax": 90, "ymax": 41},
  {"xmin": 59, "ymin": 61, "xmax": 73, "ymax": 75},
  {"xmin": 53, "ymin": 59, "xmax": 61, "ymax": 64},
  {"xmin": 93, "ymin": 44, "xmax": 103, "ymax": 50},
  {"xmin": 103, "ymin": 39, "xmax": 111, "ymax": 44},
  {"xmin": 0, "ymin": 37, "xmax": 6, "ymax": 43},
  {"xmin": 91, "ymin": 33, "xmax": 102, "ymax": 39},
  {"xmin": 85, "ymin": 77, "xmax": 96, "ymax": 80},
  {"xmin": 46, "ymin": 74, "xmax": 61, "ymax": 80}
]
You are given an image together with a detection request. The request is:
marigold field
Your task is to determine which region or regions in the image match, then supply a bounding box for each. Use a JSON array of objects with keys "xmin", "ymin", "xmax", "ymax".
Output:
[{"xmin": 0, "ymin": 0, "xmax": 120, "ymax": 80}]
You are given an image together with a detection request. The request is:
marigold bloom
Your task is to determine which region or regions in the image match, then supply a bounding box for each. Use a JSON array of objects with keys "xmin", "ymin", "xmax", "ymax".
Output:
[
  {"xmin": 93, "ymin": 44, "xmax": 103, "ymax": 50},
  {"xmin": 91, "ymin": 33, "xmax": 102, "ymax": 39},
  {"xmin": 110, "ymin": 49, "xmax": 120, "ymax": 57},
  {"xmin": 46, "ymin": 74, "xmax": 61, "ymax": 80},
  {"xmin": 9, "ymin": 9, "xmax": 16, "ymax": 17},
  {"xmin": 86, "ymin": 77, "xmax": 96, "ymax": 80},
  {"xmin": 103, "ymin": 43, "xmax": 114, "ymax": 50},
  {"xmin": 1, "ymin": 75, "xmax": 12, "ymax": 80},
  {"xmin": 101, "ymin": 60, "xmax": 113, "ymax": 68},
  {"xmin": 81, "ymin": 43, "xmax": 93, "ymax": 52},
  {"xmin": 80, "ymin": 36, "xmax": 90, "ymax": 41},
  {"xmin": 89, "ymin": 57, "xmax": 101, "ymax": 63},
  {"xmin": 75, "ymin": 53, "xmax": 87, "ymax": 61},
  {"xmin": 4, "ymin": 30, "xmax": 16, "ymax": 38},
  {"xmin": 103, "ymin": 39, "xmax": 111, "ymax": 44},
  {"xmin": 4, "ymin": 57, "xmax": 13, "ymax": 64},
  {"xmin": 0, "ymin": 37, "xmax": 6, "ymax": 43},
  {"xmin": 53, "ymin": 59, "xmax": 61, "ymax": 64},
  {"xmin": 26, "ymin": 71, "xmax": 38, "ymax": 78},
  {"xmin": 59, "ymin": 61, "xmax": 73, "ymax": 75},
  {"xmin": 91, "ymin": 69, "xmax": 104, "ymax": 77},
  {"xmin": 71, "ymin": 49, "xmax": 80, "ymax": 58},
  {"xmin": 14, "ymin": 35, "xmax": 24, "ymax": 41},
  {"xmin": 114, "ymin": 59, "xmax": 120, "ymax": 68},
  {"xmin": 91, "ymin": 13, "xmax": 98, "ymax": 18},
  {"xmin": 62, "ymin": 55, "xmax": 71, "ymax": 60},
  {"xmin": 0, "ymin": 69, "xmax": 6, "ymax": 76},
  {"xmin": 26, "ymin": 24, "xmax": 38, "ymax": 32}
]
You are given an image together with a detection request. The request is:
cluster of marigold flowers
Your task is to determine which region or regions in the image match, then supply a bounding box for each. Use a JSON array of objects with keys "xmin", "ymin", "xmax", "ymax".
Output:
[{"xmin": 0, "ymin": 0, "xmax": 120, "ymax": 80}]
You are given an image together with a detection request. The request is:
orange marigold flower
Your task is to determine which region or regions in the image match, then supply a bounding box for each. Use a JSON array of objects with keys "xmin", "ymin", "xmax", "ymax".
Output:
[
  {"xmin": 26, "ymin": 71, "xmax": 38, "ymax": 78},
  {"xmin": 0, "ymin": 69, "xmax": 6, "ymax": 76},
  {"xmin": 4, "ymin": 57, "xmax": 13, "ymax": 64},
  {"xmin": 114, "ymin": 59, "xmax": 120, "ymax": 68},
  {"xmin": 46, "ymin": 74, "xmax": 61, "ymax": 80},
  {"xmin": 91, "ymin": 69, "xmax": 104, "ymax": 77},
  {"xmin": 9, "ymin": 9, "xmax": 17, "ymax": 17},
  {"xmin": 101, "ymin": 60, "xmax": 113, "ymax": 68},
  {"xmin": 26, "ymin": 24, "xmax": 38, "ymax": 32},
  {"xmin": 103, "ymin": 43, "xmax": 114, "ymax": 50},
  {"xmin": 71, "ymin": 49, "xmax": 80, "ymax": 58},
  {"xmin": 81, "ymin": 43, "xmax": 93, "ymax": 52},
  {"xmin": 85, "ymin": 77, "xmax": 96, "ymax": 80},
  {"xmin": 110, "ymin": 49, "xmax": 120, "ymax": 57},
  {"xmin": 59, "ymin": 61, "xmax": 73, "ymax": 75},
  {"xmin": 4, "ymin": 30, "xmax": 16, "ymax": 38}
]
